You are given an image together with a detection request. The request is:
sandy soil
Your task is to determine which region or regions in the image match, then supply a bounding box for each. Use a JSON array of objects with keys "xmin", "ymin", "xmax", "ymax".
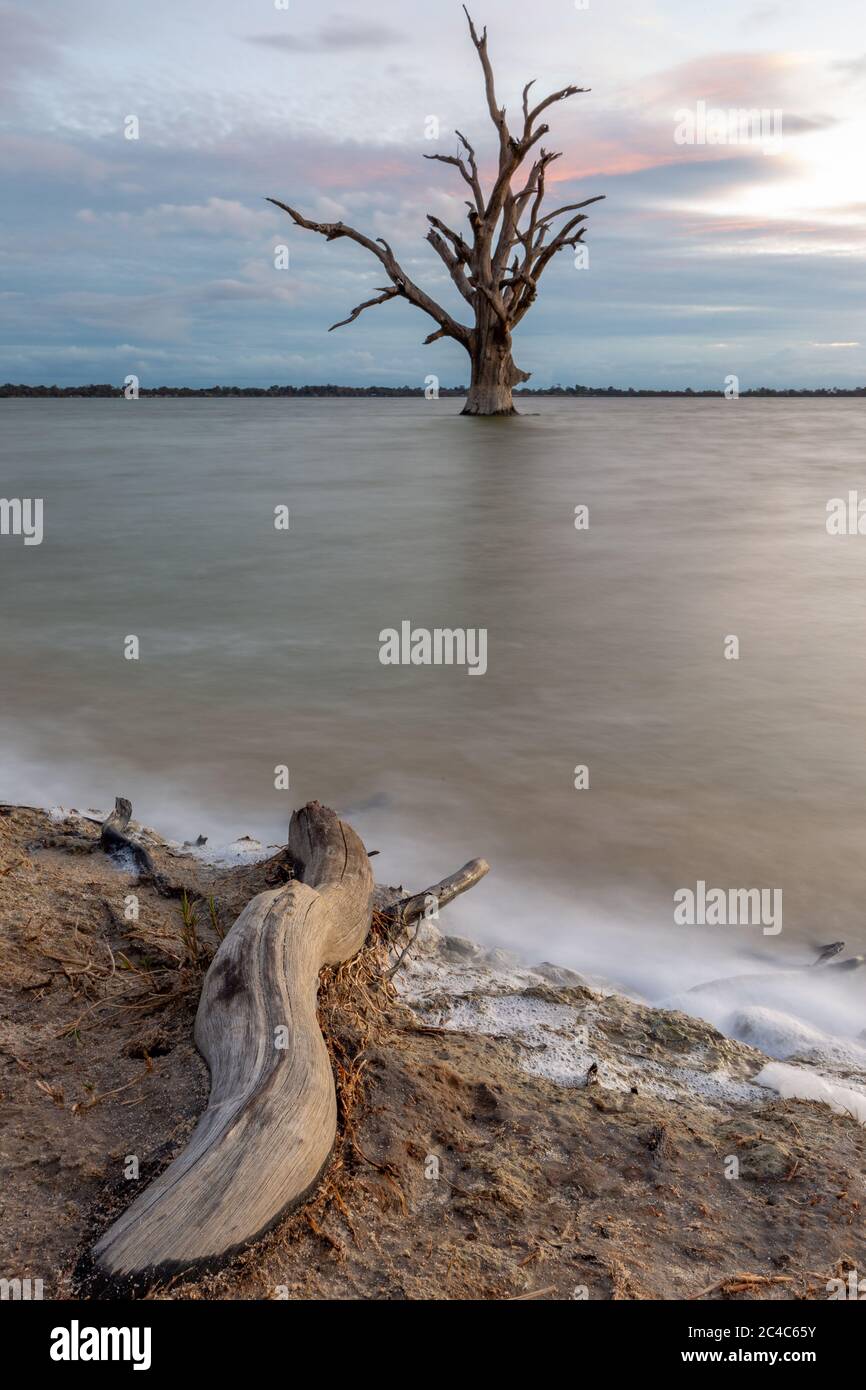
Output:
[{"xmin": 1, "ymin": 804, "xmax": 864, "ymax": 1301}]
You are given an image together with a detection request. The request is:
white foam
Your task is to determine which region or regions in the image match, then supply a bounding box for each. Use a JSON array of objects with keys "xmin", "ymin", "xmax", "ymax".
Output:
[
  {"xmin": 754, "ymin": 1062, "xmax": 866, "ymax": 1125},
  {"xmin": 399, "ymin": 954, "xmax": 767, "ymax": 1104},
  {"xmin": 662, "ymin": 968, "xmax": 866, "ymax": 1076},
  {"xmin": 181, "ymin": 837, "xmax": 273, "ymax": 868},
  {"xmin": 728, "ymin": 1007, "xmax": 866, "ymax": 1070}
]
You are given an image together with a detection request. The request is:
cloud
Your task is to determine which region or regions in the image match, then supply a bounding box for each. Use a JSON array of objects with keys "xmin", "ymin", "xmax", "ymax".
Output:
[
  {"xmin": 76, "ymin": 197, "xmax": 278, "ymax": 238},
  {"xmin": 1, "ymin": 0, "xmax": 864, "ymax": 388},
  {"xmin": 245, "ymin": 18, "xmax": 405, "ymax": 54},
  {"xmin": 638, "ymin": 51, "xmax": 815, "ymax": 109},
  {"xmin": 0, "ymin": 3, "xmax": 65, "ymax": 86},
  {"xmin": 0, "ymin": 132, "xmax": 116, "ymax": 180},
  {"xmin": 834, "ymin": 54, "xmax": 866, "ymax": 83}
]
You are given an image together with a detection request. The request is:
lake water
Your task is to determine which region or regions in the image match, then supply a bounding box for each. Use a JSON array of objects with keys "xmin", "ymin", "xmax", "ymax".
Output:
[{"xmin": 3, "ymin": 397, "xmax": 866, "ymax": 1046}]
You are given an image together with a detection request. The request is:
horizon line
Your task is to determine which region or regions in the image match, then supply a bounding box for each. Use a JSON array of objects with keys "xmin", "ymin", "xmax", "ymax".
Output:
[{"xmin": 2, "ymin": 383, "xmax": 865, "ymax": 399}]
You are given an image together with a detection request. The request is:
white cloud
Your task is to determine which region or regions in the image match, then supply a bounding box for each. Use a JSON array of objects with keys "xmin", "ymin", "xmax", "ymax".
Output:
[{"xmin": 75, "ymin": 197, "xmax": 277, "ymax": 238}]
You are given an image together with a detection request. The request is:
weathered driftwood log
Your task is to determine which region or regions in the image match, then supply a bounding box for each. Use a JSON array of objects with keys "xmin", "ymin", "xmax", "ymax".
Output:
[
  {"xmin": 91, "ymin": 802, "xmax": 489, "ymax": 1290},
  {"xmin": 92, "ymin": 801, "xmax": 374, "ymax": 1288}
]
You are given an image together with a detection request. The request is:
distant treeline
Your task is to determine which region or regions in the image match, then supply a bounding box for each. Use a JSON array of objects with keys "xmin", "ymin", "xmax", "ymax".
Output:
[{"xmin": 2, "ymin": 383, "xmax": 865, "ymax": 399}]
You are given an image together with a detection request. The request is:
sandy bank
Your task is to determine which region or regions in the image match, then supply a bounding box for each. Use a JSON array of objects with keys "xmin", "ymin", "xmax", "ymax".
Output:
[{"xmin": 1, "ymin": 803, "xmax": 864, "ymax": 1300}]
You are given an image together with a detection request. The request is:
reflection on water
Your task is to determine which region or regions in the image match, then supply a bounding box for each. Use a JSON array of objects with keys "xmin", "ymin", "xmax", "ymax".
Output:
[{"xmin": 3, "ymin": 397, "xmax": 866, "ymax": 1004}]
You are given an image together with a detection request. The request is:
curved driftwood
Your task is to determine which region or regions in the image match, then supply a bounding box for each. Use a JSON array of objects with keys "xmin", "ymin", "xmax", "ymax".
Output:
[{"xmin": 91, "ymin": 801, "xmax": 374, "ymax": 1289}]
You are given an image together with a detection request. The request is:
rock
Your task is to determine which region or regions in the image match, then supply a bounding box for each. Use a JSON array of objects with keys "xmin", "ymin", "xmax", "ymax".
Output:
[
  {"xmin": 481, "ymin": 947, "xmax": 520, "ymax": 969},
  {"xmin": 738, "ymin": 1139, "xmax": 793, "ymax": 1181},
  {"xmin": 647, "ymin": 1017, "xmax": 694, "ymax": 1052},
  {"xmin": 439, "ymin": 935, "xmax": 481, "ymax": 960},
  {"xmin": 533, "ymin": 961, "xmax": 587, "ymax": 987},
  {"xmin": 414, "ymin": 920, "xmax": 444, "ymax": 954}
]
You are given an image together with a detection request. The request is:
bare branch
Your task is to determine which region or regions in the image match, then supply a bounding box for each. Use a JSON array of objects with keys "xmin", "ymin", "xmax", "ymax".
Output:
[
  {"xmin": 455, "ymin": 130, "xmax": 485, "ymax": 214},
  {"xmin": 503, "ymin": 192, "xmax": 606, "ymax": 313},
  {"xmin": 535, "ymin": 194, "xmax": 606, "ymax": 235},
  {"xmin": 427, "ymin": 214, "xmax": 473, "ymax": 264},
  {"xmin": 423, "ymin": 150, "xmax": 481, "ymax": 205},
  {"xmin": 527, "ymin": 84, "xmax": 589, "ymax": 130},
  {"xmin": 426, "ymin": 228, "xmax": 476, "ymax": 306},
  {"xmin": 521, "ymin": 79, "xmax": 536, "ymax": 126},
  {"xmin": 476, "ymin": 281, "xmax": 508, "ymax": 324},
  {"xmin": 463, "ymin": 6, "xmax": 509, "ymax": 149},
  {"xmin": 493, "ymin": 148, "xmax": 559, "ymax": 283},
  {"xmin": 388, "ymin": 857, "xmax": 491, "ymax": 929},
  {"xmin": 531, "ymin": 205, "xmax": 600, "ymax": 277},
  {"xmin": 510, "ymin": 221, "xmax": 593, "ymax": 327},
  {"xmin": 266, "ymin": 198, "xmax": 472, "ymax": 347},
  {"xmin": 328, "ymin": 286, "xmax": 399, "ymax": 332}
]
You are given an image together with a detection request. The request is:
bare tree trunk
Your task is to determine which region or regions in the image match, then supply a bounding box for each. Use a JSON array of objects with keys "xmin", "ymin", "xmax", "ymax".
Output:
[
  {"xmin": 462, "ymin": 319, "xmax": 527, "ymax": 417},
  {"xmin": 463, "ymin": 348, "xmax": 516, "ymax": 416}
]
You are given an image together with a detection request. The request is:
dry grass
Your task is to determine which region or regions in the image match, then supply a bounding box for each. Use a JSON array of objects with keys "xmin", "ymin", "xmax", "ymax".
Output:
[{"xmin": 305, "ymin": 908, "xmax": 413, "ymax": 1240}]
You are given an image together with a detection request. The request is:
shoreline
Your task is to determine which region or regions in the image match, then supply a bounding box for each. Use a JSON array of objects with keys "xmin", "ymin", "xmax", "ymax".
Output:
[
  {"xmin": 3, "ymin": 386, "xmax": 866, "ymax": 399},
  {"xmin": 16, "ymin": 799, "xmax": 866, "ymax": 1113},
  {"xmin": 2, "ymin": 800, "xmax": 865, "ymax": 1299}
]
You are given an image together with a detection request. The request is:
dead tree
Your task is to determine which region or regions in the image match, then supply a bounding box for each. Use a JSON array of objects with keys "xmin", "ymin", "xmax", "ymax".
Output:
[{"xmin": 268, "ymin": 8, "xmax": 603, "ymax": 416}]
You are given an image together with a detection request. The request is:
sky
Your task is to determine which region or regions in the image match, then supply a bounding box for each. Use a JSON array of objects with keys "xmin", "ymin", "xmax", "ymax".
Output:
[{"xmin": 1, "ymin": 0, "xmax": 864, "ymax": 389}]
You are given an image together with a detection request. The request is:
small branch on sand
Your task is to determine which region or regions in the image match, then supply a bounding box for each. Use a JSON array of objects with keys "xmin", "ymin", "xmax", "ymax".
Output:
[
  {"xmin": 387, "ymin": 857, "xmax": 490, "ymax": 929},
  {"xmin": 99, "ymin": 797, "xmax": 154, "ymax": 876},
  {"xmin": 381, "ymin": 856, "xmax": 490, "ymax": 979},
  {"xmin": 689, "ymin": 1272, "xmax": 795, "ymax": 1300}
]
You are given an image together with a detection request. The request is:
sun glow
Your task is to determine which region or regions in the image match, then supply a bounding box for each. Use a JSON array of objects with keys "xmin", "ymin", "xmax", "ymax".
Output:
[{"xmin": 667, "ymin": 119, "xmax": 866, "ymax": 252}]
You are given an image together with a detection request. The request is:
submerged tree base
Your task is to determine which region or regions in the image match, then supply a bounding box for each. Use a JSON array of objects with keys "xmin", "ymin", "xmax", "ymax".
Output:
[
  {"xmin": 460, "ymin": 351, "xmax": 528, "ymax": 416},
  {"xmin": 461, "ymin": 400, "xmax": 519, "ymax": 417}
]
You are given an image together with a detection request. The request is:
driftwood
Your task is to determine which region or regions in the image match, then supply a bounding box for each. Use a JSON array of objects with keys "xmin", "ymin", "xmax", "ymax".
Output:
[
  {"xmin": 387, "ymin": 857, "xmax": 490, "ymax": 928},
  {"xmin": 382, "ymin": 857, "xmax": 490, "ymax": 979},
  {"xmin": 91, "ymin": 801, "xmax": 488, "ymax": 1289},
  {"xmin": 100, "ymin": 796, "xmax": 154, "ymax": 876}
]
